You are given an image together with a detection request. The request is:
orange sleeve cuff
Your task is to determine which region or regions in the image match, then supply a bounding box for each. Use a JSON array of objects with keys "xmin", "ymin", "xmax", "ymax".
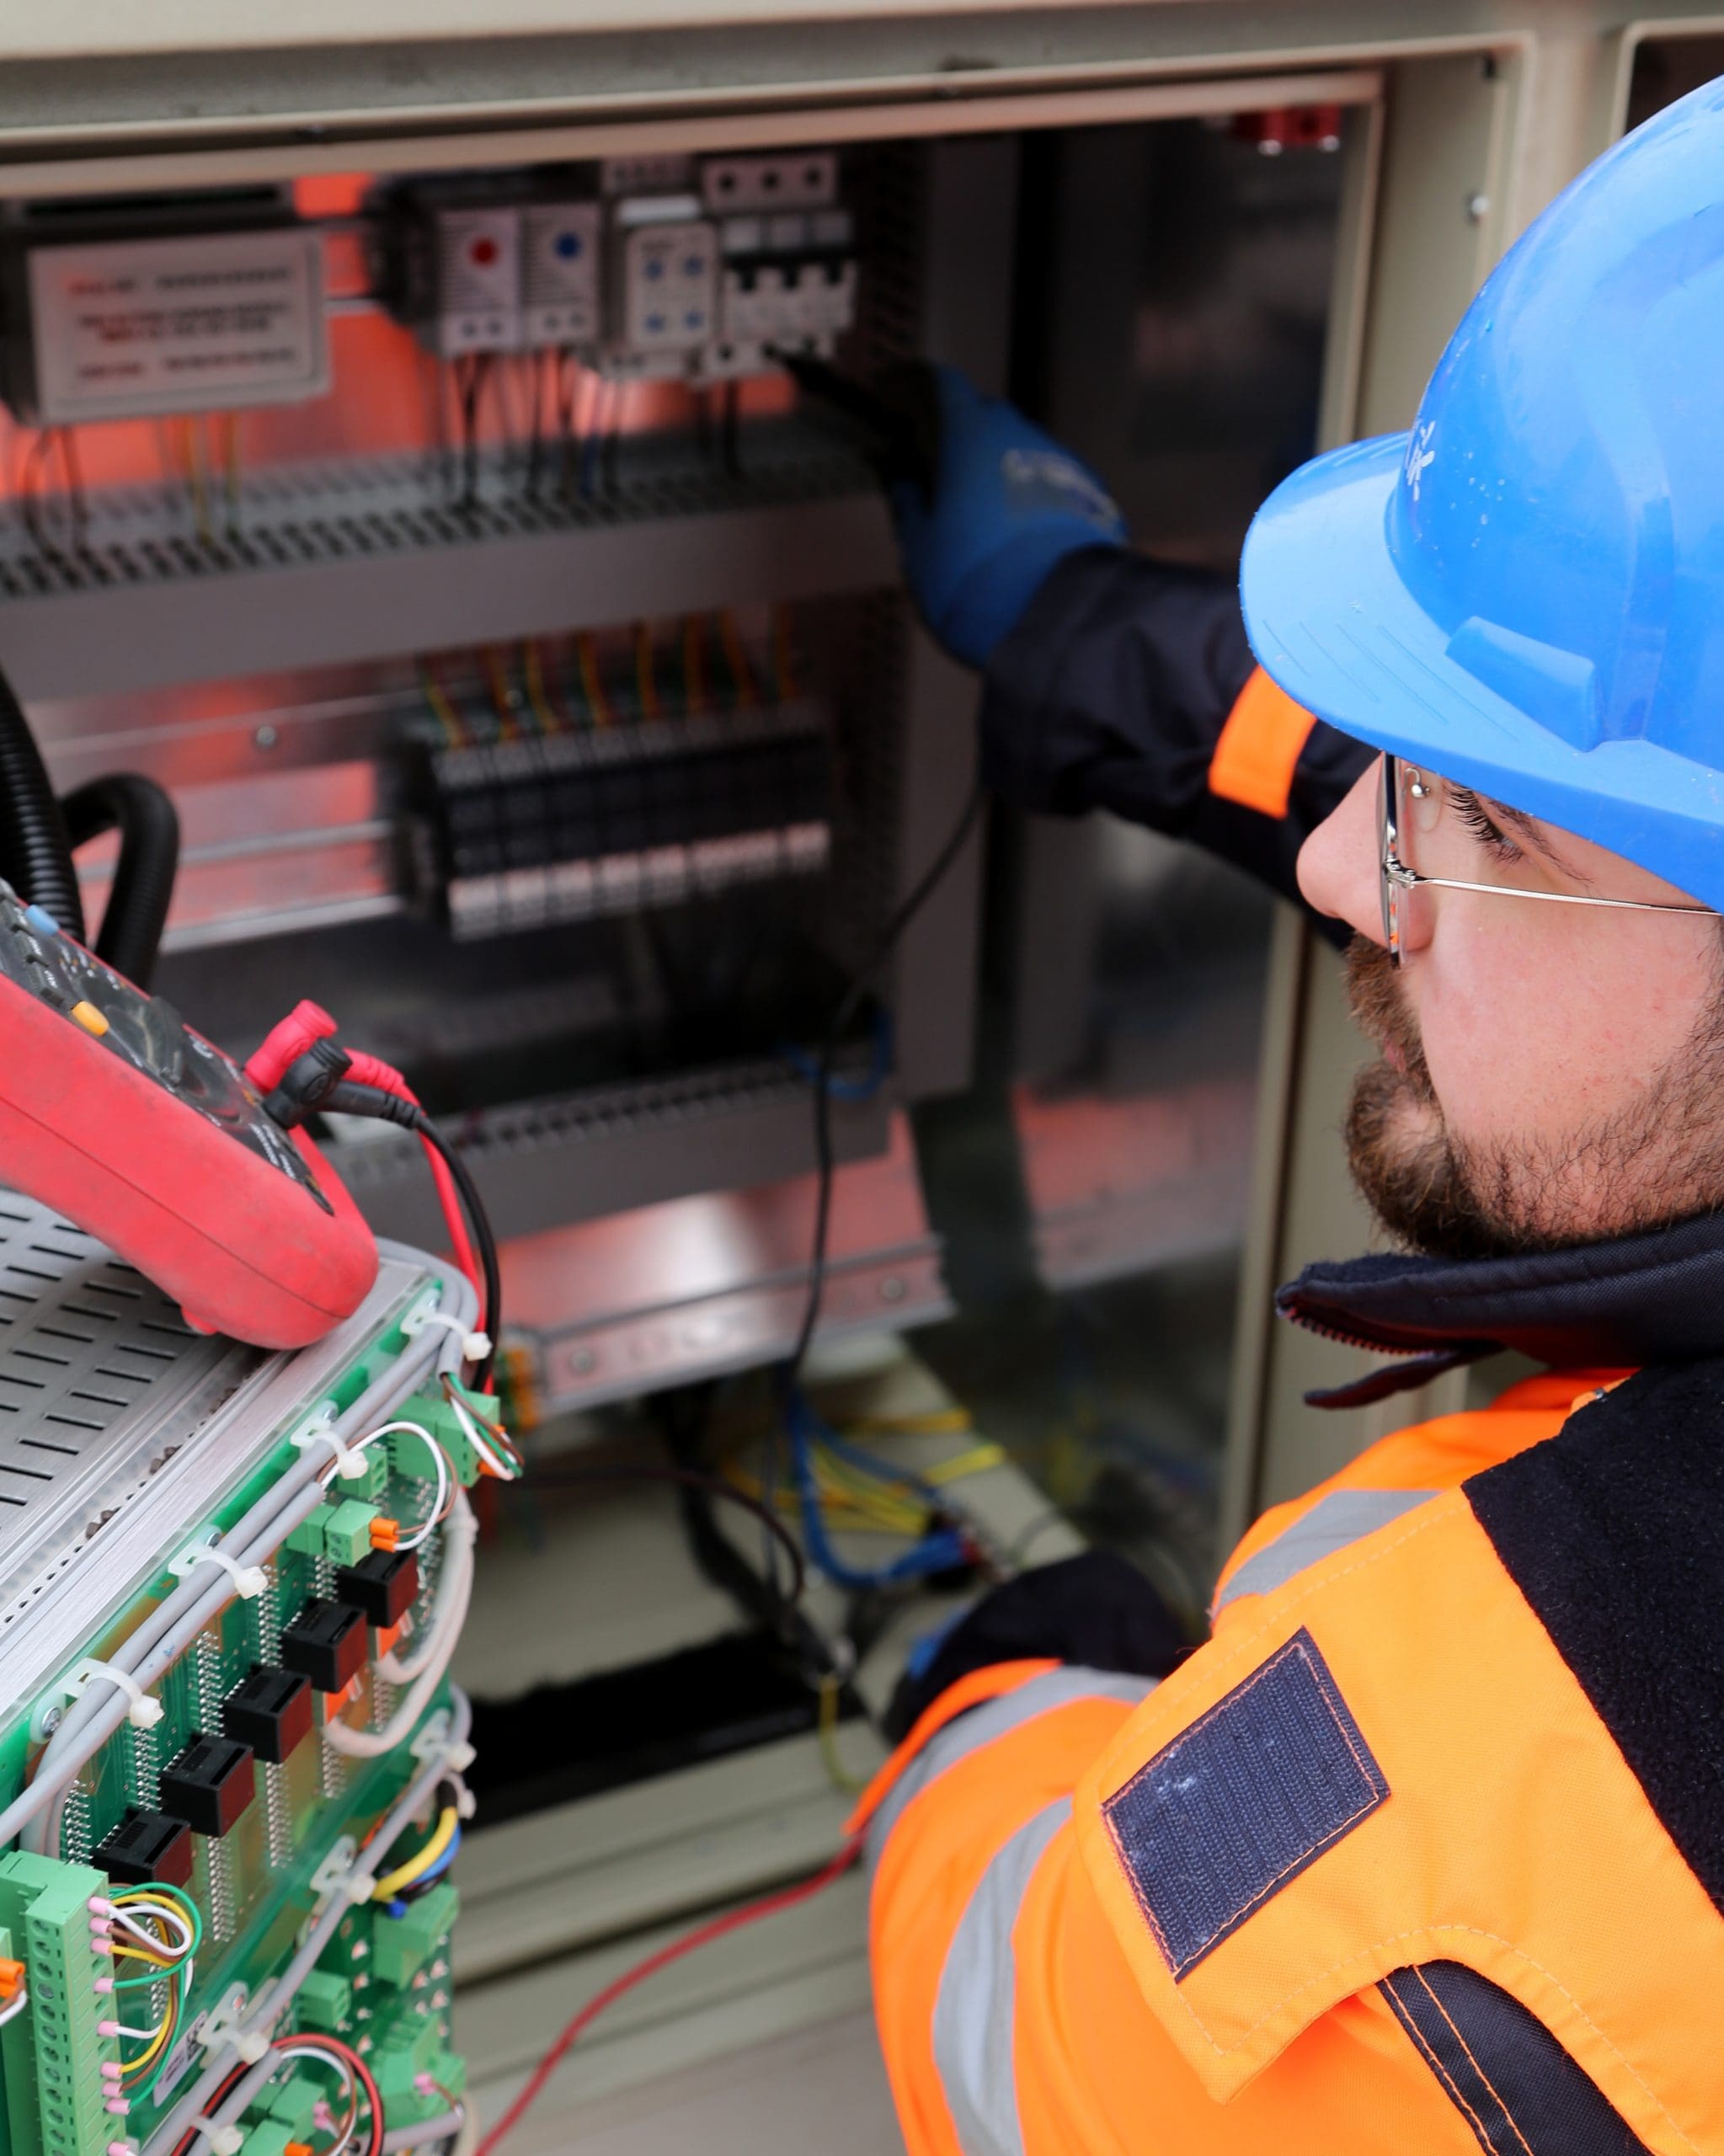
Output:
[
  {"xmin": 1208, "ymin": 666, "xmax": 1319, "ymax": 819},
  {"xmin": 842, "ymin": 1657, "xmax": 1061, "ymax": 1839}
]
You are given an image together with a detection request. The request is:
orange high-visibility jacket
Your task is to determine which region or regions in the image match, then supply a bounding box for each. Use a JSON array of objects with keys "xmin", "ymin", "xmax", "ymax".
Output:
[{"xmin": 856, "ymin": 1367, "xmax": 1724, "ymax": 2154}]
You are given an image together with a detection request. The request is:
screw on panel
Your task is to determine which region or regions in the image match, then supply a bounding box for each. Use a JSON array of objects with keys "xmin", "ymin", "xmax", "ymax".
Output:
[
  {"xmin": 253, "ymin": 724, "xmax": 280, "ymax": 750},
  {"xmin": 1466, "ymin": 192, "xmax": 1492, "ymax": 223}
]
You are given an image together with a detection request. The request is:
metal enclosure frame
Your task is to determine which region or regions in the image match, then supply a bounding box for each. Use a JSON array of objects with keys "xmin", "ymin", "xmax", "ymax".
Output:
[{"xmin": 0, "ymin": 0, "xmax": 1700, "ymax": 1511}]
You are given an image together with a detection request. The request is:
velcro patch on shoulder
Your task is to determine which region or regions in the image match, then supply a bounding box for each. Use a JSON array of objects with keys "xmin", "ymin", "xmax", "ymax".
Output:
[{"xmin": 1101, "ymin": 1628, "xmax": 1389, "ymax": 1978}]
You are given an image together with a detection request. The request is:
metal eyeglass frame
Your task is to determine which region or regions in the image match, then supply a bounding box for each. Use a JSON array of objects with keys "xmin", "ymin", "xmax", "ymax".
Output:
[{"xmin": 1379, "ymin": 752, "xmax": 1716, "ymax": 967}]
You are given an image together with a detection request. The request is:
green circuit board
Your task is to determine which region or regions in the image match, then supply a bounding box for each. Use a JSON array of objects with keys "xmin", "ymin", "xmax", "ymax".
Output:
[{"xmin": 0, "ymin": 1248, "xmax": 494, "ymax": 2156}]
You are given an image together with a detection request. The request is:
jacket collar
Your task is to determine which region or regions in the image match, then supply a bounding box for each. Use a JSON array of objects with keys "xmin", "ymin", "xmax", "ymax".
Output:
[{"xmin": 1278, "ymin": 1206, "xmax": 1724, "ymax": 1409}]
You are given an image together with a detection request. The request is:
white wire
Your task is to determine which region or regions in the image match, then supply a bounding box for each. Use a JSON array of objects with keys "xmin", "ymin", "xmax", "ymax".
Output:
[
  {"xmin": 275, "ymin": 2041, "xmax": 360, "ymax": 2130},
  {"xmin": 323, "ymin": 1493, "xmax": 475, "ymax": 1758},
  {"xmin": 0, "ymin": 1988, "xmax": 27, "ymax": 2028},
  {"xmin": 142, "ymin": 1689, "xmax": 472, "ymax": 2156},
  {"xmin": 114, "ymin": 2013, "xmax": 172, "ymax": 2040},
  {"xmin": 352, "ymin": 1422, "xmax": 452, "ymax": 1552},
  {"xmin": 110, "ymin": 1901, "xmax": 195, "ymax": 1957},
  {"xmin": 440, "ymin": 1387, "xmax": 516, "ymax": 1481}
]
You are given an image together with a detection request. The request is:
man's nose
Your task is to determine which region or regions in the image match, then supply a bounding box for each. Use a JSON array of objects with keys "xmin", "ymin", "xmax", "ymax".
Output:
[{"xmin": 1297, "ymin": 756, "xmax": 1386, "ymax": 945}]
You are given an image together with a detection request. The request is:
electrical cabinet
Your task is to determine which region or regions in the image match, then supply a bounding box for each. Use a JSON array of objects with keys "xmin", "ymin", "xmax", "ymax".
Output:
[{"xmin": 0, "ymin": 3, "xmax": 1695, "ymax": 2144}]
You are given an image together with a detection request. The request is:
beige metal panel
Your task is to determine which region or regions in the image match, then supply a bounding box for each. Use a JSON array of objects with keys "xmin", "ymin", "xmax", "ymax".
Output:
[{"xmin": 0, "ymin": 68, "xmax": 1384, "ymax": 196}]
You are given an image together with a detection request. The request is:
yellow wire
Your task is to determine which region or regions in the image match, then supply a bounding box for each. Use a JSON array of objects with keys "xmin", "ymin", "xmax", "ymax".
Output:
[
  {"xmin": 634, "ymin": 622, "xmax": 660, "ymax": 720},
  {"xmin": 817, "ymin": 1673, "xmax": 866, "ymax": 1796},
  {"xmin": 485, "ymin": 647, "xmax": 520, "ymax": 739},
  {"xmin": 371, "ymin": 1806, "xmax": 460, "ymax": 1903},
  {"xmin": 222, "ymin": 412, "xmax": 241, "ymax": 515},
  {"xmin": 577, "ymin": 633, "xmax": 612, "ymax": 726},
  {"xmin": 523, "ymin": 641, "xmax": 560, "ymax": 733},
  {"xmin": 419, "ymin": 663, "xmax": 463, "ymax": 747},
  {"xmin": 923, "ymin": 1443, "xmax": 1007, "ymax": 1485}
]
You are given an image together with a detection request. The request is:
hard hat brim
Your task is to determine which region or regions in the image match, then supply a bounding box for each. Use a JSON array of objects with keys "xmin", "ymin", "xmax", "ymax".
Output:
[{"xmin": 1241, "ymin": 430, "xmax": 1724, "ymax": 910}]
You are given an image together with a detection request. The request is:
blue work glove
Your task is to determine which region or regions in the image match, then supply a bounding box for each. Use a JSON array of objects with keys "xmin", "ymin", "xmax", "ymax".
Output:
[{"xmin": 892, "ymin": 366, "xmax": 1129, "ymax": 670}]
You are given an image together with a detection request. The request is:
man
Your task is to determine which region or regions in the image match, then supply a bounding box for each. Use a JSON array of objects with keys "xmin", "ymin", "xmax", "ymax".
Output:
[{"xmin": 856, "ymin": 75, "xmax": 1724, "ymax": 2155}]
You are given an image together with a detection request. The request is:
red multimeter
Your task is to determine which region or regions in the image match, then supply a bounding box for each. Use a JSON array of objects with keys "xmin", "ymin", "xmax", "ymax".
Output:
[{"xmin": 0, "ymin": 878, "xmax": 376, "ymax": 1348}]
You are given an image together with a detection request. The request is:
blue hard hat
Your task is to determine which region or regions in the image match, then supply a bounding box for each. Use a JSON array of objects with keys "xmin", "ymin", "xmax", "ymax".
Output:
[{"xmin": 1241, "ymin": 76, "xmax": 1724, "ymax": 909}]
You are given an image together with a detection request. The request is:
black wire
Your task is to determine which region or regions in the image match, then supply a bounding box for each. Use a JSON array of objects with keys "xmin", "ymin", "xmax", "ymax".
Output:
[
  {"xmin": 756, "ymin": 759, "xmax": 986, "ymax": 1604},
  {"xmin": 403, "ymin": 1104, "xmax": 501, "ymax": 1390},
  {"xmin": 523, "ymin": 1460, "xmax": 809, "ymax": 1604},
  {"xmin": 784, "ymin": 759, "xmax": 988, "ymax": 1385}
]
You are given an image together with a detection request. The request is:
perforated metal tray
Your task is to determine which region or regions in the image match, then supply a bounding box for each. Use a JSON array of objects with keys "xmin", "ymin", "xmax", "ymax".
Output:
[{"xmin": 0, "ymin": 1193, "xmax": 444, "ymax": 1711}]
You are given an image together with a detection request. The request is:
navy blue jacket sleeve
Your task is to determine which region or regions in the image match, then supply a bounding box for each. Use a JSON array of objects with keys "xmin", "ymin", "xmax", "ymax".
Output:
[{"xmin": 976, "ymin": 546, "xmax": 1372, "ymax": 911}]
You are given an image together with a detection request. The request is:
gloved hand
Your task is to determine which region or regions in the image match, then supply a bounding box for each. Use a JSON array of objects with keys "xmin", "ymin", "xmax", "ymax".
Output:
[
  {"xmin": 883, "ymin": 1549, "xmax": 1192, "ymax": 1742},
  {"xmin": 893, "ymin": 366, "xmax": 1129, "ymax": 670}
]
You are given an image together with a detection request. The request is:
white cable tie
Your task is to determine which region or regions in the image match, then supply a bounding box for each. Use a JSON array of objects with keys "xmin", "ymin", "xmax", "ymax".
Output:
[
  {"xmin": 404, "ymin": 1309, "xmax": 491, "ymax": 1364},
  {"xmin": 170, "ymin": 1544, "xmax": 266, "ymax": 1601},
  {"xmin": 71, "ymin": 1660, "xmax": 163, "ymax": 1730},
  {"xmin": 291, "ymin": 1419, "xmax": 368, "ymax": 1482},
  {"xmin": 188, "ymin": 2123, "xmax": 245, "ymax": 2156}
]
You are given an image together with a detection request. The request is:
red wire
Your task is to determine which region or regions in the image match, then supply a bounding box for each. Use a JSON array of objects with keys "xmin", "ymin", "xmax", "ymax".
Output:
[
  {"xmin": 473, "ymin": 1840, "xmax": 862, "ymax": 2156},
  {"xmin": 342, "ymin": 1052, "xmax": 483, "ymax": 1321}
]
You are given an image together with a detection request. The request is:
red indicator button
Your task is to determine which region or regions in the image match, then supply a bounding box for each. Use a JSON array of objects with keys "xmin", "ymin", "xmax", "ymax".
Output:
[{"xmin": 470, "ymin": 236, "xmax": 499, "ymax": 267}]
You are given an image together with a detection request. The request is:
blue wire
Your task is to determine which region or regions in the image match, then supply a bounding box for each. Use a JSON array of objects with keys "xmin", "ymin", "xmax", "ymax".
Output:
[
  {"xmin": 779, "ymin": 1008, "xmax": 893, "ymax": 1102},
  {"xmin": 785, "ymin": 1387, "xmax": 968, "ymax": 1591},
  {"xmin": 380, "ymin": 1825, "xmax": 461, "ymax": 1923}
]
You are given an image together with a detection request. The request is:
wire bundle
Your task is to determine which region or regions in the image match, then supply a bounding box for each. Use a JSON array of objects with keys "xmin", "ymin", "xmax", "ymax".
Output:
[
  {"xmin": 782, "ymin": 1390, "xmax": 979, "ymax": 1592},
  {"xmin": 368, "ymin": 1784, "xmax": 462, "ymax": 1919},
  {"xmin": 177, "ymin": 2034, "xmax": 383, "ymax": 2156},
  {"xmin": 105, "ymin": 1884, "xmax": 202, "ymax": 2104}
]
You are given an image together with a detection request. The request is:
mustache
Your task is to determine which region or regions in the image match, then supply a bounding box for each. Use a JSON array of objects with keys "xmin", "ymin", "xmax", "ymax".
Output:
[{"xmin": 1344, "ymin": 937, "xmax": 1434, "ymax": 1097}]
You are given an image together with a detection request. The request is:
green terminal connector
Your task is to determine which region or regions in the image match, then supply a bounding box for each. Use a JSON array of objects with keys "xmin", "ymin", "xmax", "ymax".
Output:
[
  {"xmin": 392, "ymin": 1385, "xmax": 500, "ymax": 1490},
  {"xmin": 371, "ymin": 1882, "xmax": 458, "ymax": 1989},
  {"xmin": 350, "ymin": 1443, "xmax": 391, "ymax": 1503},
  {"xmin": 371, "ymin": 2025, "xmax": 458, "ymax": 2125},
  {"xmin": 0, "ymin": 1853, "xmax": 120, "ymax": 2156},
  {"xmin": 295, "ymin": 1967, "xmax": 352, "ymax": 2034},
  {"xmin": 235, "ymin": 2121, "xmax": 298, "ymax": 2156},
  {"xmin": 260, "ymin": 2075, "xmax": 323, "ymax": 2134},
  {"xmin": 287, "ymin": 1500, "xmax": 378, "ymax": 1566}
]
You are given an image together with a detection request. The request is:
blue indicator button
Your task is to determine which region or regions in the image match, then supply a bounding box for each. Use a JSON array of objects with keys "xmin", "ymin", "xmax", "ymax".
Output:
[{"xmin": 556, "ymin": 231, "xmax": 584, "ymax": 260}]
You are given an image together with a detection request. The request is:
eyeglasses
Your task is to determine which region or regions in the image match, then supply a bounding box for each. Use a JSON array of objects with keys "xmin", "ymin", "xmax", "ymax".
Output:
[{"xmin": 1379, "ymin": 753, "xmax": 1716, "ymax": 968}]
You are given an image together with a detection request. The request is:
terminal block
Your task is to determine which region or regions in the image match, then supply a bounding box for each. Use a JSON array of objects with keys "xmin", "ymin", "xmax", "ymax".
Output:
[
  {"xmin": 287, "ymin": 1498, "xmax": 380, "ymax": 1568},
  {"xmin": 414, "ymin": 702, "xmax": 833, "ymax": 942},
  {"xmin": 0, "ymin": 1852, "xmax": 122, "ymax": 2156},
  {"xmin": 372, "ymin": 1881, "xmax": 459, "ymax": 1988}
]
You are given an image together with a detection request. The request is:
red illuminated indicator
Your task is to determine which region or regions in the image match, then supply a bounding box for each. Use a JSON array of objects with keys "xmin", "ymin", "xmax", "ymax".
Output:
[{"xmin": 469, "ymin": 236, "xmax": 499, "ymax": 268}]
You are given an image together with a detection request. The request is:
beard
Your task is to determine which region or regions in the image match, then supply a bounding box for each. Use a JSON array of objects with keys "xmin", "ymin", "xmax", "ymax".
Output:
[{"xmin": 1342, "ymin": 937, "xmax": 1724, "ymax": 1261}]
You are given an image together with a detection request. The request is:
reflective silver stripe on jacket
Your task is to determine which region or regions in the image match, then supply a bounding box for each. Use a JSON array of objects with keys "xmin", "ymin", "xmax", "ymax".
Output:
[
  {"xmin": 1212, "ymin": 1487, "xmax": 1438, "ymax": 1614},
  {"xmin": 866, "ymin": 1669, "xmax": 1153, "ymax": 1875},
  {"xmin": 931, "ymin": 1798, "xmax": 1071, "ymax": 2156}
]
